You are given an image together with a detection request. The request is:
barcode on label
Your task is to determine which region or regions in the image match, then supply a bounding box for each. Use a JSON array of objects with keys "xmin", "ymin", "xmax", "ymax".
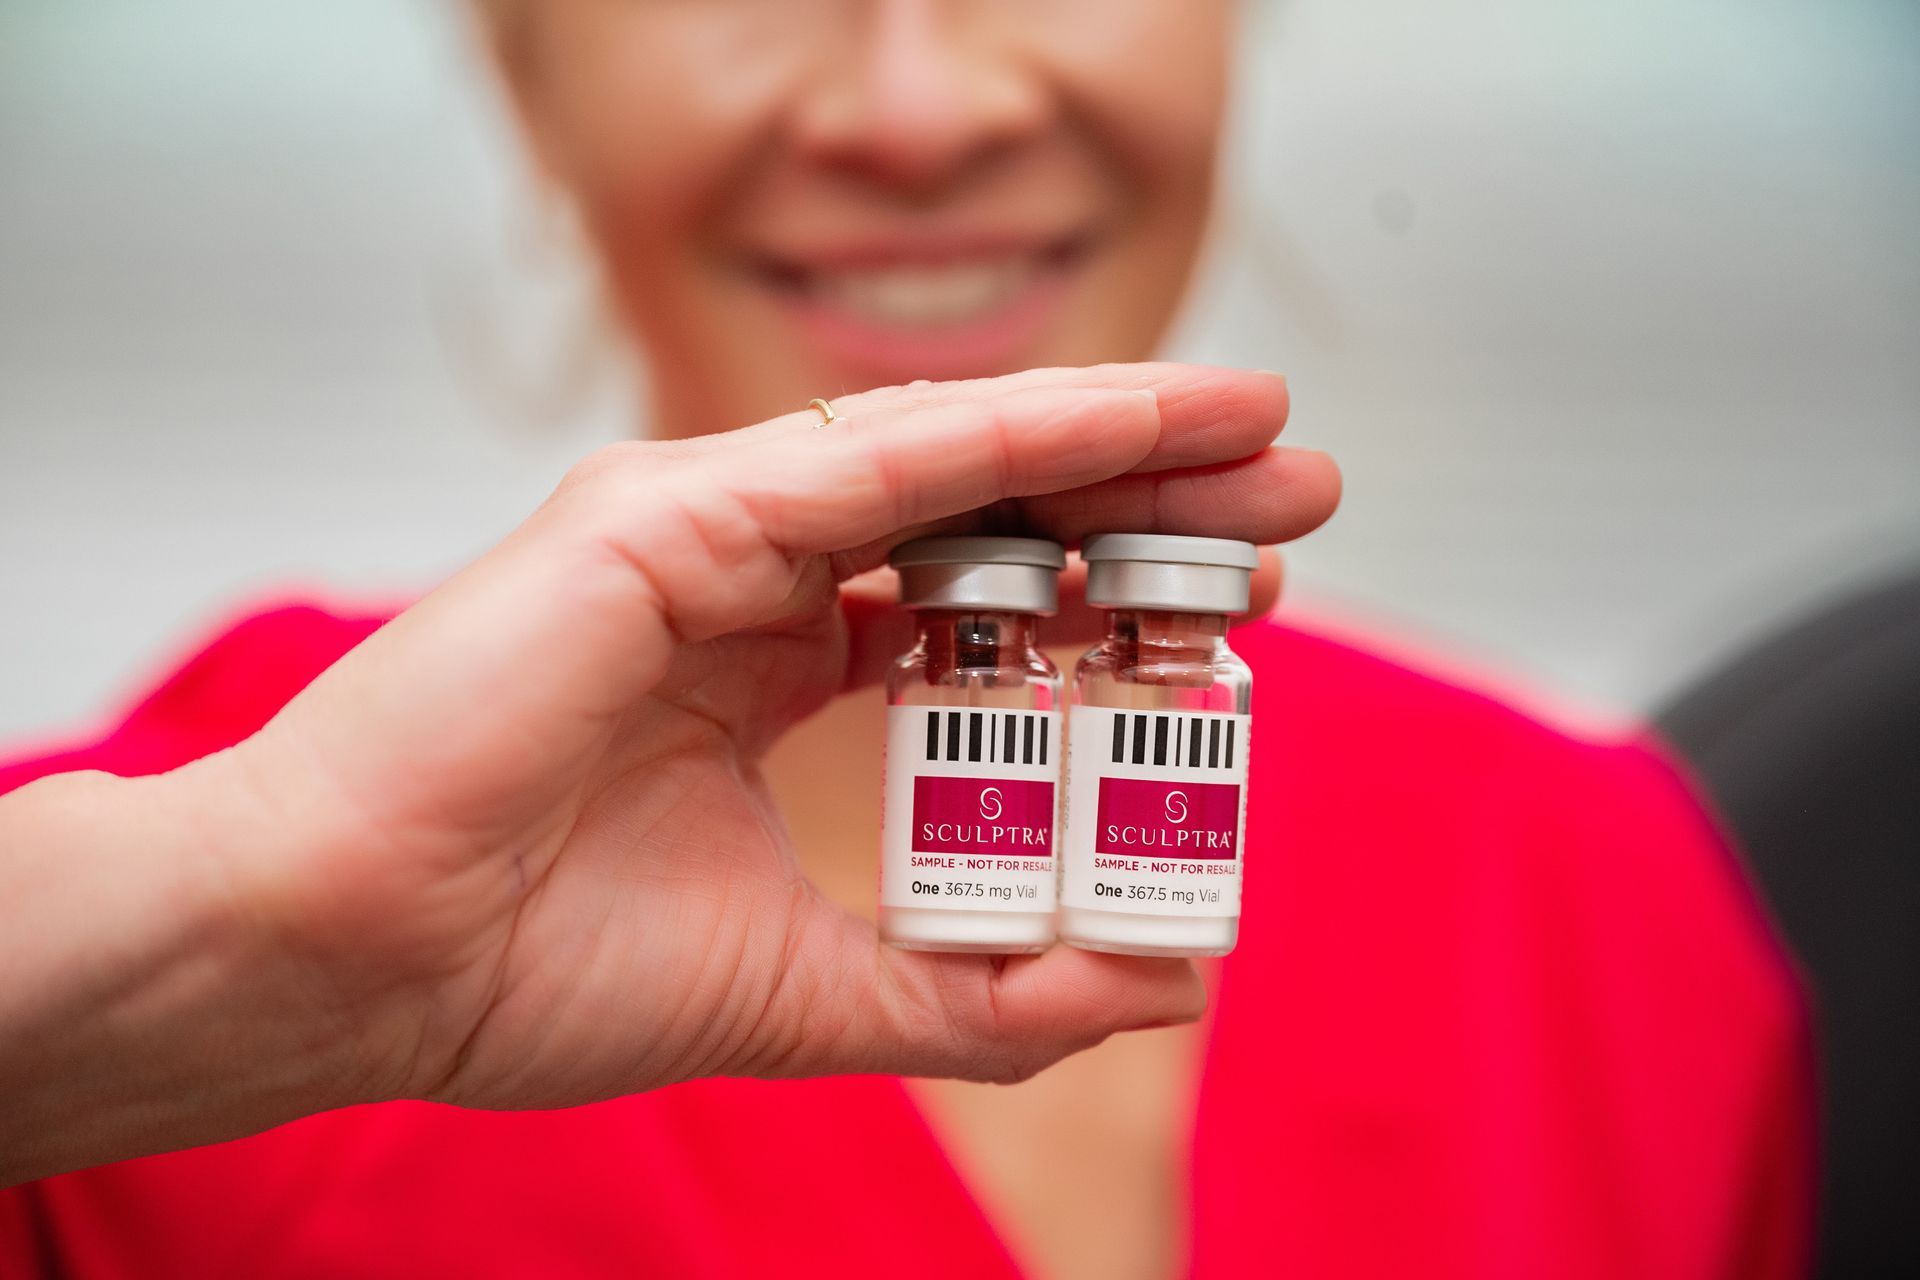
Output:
[
  {"xmin": 1109, "ymin": 713, "xmax": 1236, "ymax": 771},
  {"xmin": 922, "ymin": 710, "xmax": 1050, "ymax": 766}
]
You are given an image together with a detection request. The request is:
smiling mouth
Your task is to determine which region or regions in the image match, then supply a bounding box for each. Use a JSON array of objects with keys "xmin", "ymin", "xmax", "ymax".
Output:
[{"xmin": 748, "ymin": 238, "xmax": 1089, "ymax": 331}]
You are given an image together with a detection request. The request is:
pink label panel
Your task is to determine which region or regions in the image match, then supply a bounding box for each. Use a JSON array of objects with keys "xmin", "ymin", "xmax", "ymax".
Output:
[
  {"xmin": 912, "ymin": 777, "xmax": 1056, "ymax": 857},
  {"xmin": 1095, "ymin": 778, "xmax": 1240, "ymax": 860}
]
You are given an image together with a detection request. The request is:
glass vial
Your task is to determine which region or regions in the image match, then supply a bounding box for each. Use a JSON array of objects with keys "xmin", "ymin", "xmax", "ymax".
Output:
[
  {"xmin": 1058, "ymin": 534, "xmax": 1257, "ymax": 957},
  {"xmin": 879, "ymin": 537, "xmax": 1066, "ymax": 953}
]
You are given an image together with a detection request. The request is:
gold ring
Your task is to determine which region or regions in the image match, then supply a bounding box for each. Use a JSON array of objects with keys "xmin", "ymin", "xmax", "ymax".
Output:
[{"xmin": 807, "ymin": 397, "xmax": 837, "ymax": 428}]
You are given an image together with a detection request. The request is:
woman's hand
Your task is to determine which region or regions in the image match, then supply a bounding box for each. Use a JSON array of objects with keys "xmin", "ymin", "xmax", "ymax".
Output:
[{"xmin": 0, "ymin": 364, "xmax": 1337, "ymax": 1183}]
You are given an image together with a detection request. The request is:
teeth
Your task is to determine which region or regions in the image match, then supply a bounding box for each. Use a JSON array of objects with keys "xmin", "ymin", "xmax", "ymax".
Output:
[{"xmin": 812, "ymin": 258, "xmax": 1035, "ymax": 328}]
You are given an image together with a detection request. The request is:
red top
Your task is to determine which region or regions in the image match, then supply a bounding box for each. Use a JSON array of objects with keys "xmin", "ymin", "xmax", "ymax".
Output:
[{"xmin": 0, "ymin": 603, "xmax": 1814, "ymax": 1279}]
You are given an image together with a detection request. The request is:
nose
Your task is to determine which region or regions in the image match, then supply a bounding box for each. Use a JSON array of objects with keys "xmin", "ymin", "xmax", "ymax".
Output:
[{"xmin": 791, "ymin": 0, "xmax": 1048, "ymax": 192}]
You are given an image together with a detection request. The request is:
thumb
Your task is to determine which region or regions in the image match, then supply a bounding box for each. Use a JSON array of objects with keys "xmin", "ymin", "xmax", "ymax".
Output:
[{"xmin": 745, "ymin": 897, "xmax": 1208, "ymax": 1084}]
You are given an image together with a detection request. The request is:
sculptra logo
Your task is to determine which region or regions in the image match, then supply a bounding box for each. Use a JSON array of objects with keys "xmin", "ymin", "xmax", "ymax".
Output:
[
  {"xmin": 913, "ymin": 777, "xmax": 1054, "ymax": 857},
  {"xmin": 1098, "ymin": 779, "xmax": 1239, "ymax": 859}
]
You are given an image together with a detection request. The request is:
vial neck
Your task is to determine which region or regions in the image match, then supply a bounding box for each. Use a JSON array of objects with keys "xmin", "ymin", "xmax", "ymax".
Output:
[
  {"xmin": 917, "ymin": 610, "xmax": 1039, "ymax": 663},
  {"xmin": 1105, "ymin": 609, "xmax": 1229, "ymax": 653}
]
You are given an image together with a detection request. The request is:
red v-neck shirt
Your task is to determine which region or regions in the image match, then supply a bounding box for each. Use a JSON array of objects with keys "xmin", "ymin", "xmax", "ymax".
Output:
[{"xmin": 0, "ymin": 603, "xmax": 1813, "ymax": 1278}]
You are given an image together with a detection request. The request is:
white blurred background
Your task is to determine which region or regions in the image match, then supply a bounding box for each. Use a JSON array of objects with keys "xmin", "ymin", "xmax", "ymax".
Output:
[{"xmin": 3, "ymin": 0, "xmax": 1917, "ymax": 741}]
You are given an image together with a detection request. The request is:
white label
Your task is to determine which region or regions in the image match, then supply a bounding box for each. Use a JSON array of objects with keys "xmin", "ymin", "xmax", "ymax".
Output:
[
  {"xmin": 1059, "ymin": 706, "xmax": 1249, "ymax": 917},
  {"xmin": 879, "ymin": 706, "xmax": 1062, "ymax": 912}
]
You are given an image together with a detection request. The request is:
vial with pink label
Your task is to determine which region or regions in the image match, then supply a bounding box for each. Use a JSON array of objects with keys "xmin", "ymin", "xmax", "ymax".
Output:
[
  {"xmin": 879, "ymin": 537, "xmax": 1066, "ymax": 953},
  {"xmin": 1058, "ymin": 534, "xmax": 1256, "ymax": 957}
]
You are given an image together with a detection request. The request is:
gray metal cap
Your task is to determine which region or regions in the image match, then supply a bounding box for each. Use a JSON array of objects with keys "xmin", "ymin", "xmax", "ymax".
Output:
[
  {"xmin": 890, "ymin": 536, "xmax": 1067, "ymax": 615},
  {"xmin": 1081, "ymin": 533, "xmax": 1260, "ymax": 615}
]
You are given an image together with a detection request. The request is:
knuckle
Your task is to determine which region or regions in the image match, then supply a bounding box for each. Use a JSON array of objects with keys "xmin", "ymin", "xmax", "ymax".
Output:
[
  {"xmin": 560, "ymin": 440, "xmax": 668, "ymax": 499},
  {"xmin": 979, "ymin": 1042, "xmax": 1051, "ymax": 1087}
]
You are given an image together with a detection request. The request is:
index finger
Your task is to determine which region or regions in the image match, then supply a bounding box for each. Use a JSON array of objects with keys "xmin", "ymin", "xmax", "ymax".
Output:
[
  {"xmin": 751, "ymin": 363, "xmax": 1291, "ymax": 476},
  {"xmin": 708, "ymin": 367, "xmax": 1294, "ymax": 561}
]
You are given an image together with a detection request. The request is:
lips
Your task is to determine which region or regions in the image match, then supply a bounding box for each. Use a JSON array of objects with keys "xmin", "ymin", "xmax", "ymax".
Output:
[
  {"xmin": 810, "ymin": 257, "xmax": 1040, "ymax": 328},
  {"xmin": 743, "ymin": 236, "xmax": 1088, "ymax": 382}
]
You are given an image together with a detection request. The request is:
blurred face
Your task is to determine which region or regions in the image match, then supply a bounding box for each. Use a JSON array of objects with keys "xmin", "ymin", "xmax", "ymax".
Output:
[{"xmin": 489, "ymin": 0, "xmax": 1231, "ymax": 436}]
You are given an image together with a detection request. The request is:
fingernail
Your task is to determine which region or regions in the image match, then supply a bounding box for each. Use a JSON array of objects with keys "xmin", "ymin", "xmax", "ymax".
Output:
[
  {"xmin": 1256, "ymin": 369, "xmax": 1287, "ymax": 382},
  {"xmin": 1128, "ymin": 388, "xmax": 1158, "ymax": 404}
]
